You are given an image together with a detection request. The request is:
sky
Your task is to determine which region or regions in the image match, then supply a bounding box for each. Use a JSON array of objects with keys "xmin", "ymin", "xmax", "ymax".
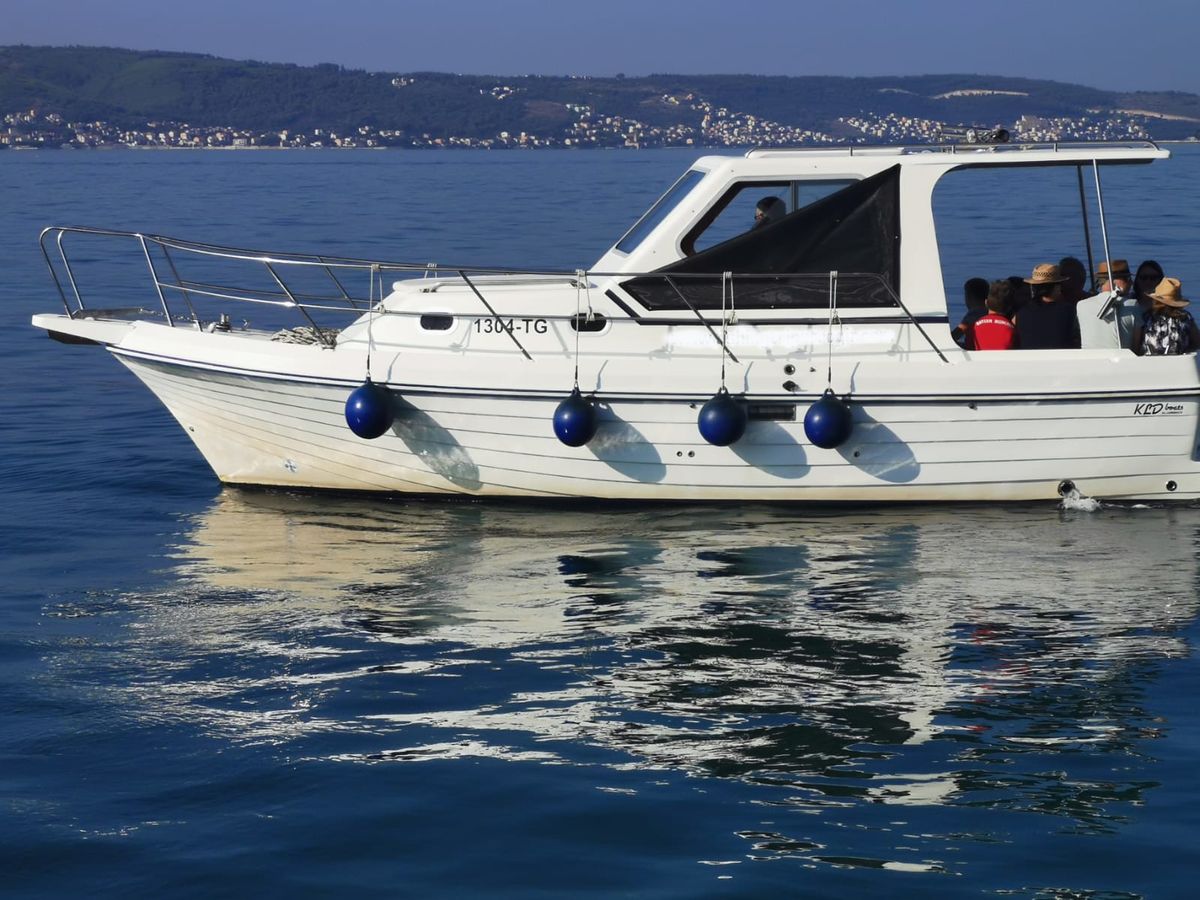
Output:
[{"xmin": 4, "ymin": 0, "xmax": 1198, "ymax": 95}]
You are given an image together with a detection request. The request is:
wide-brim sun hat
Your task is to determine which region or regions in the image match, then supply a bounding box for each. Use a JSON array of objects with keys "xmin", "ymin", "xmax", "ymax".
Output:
[
  {"xmin": 1024, "ymin": 263, "xmax": 1069, "ymax": 285},
  {"xmin": 1097, "ymin": 259, "xmax": 1131, "ymax": 278},
  {"xmin": 1148, "ymin": 277, "xmax": 1190, "ymax": 308}
]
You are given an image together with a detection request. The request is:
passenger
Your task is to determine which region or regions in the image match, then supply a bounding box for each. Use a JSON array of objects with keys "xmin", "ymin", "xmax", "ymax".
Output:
[
  {"xmin": 1014, "ymin": 263, "xmax": 1081, "ymax": 349},
  {"xmin": 990, "ymin": 278, "xmax": 1015, "ymax": 316},
  {"xmin": 1059, "ymin": 256, "xmax": 1088, "ymax": 304},
  {"xmin": 1006, "ymin": 275, "xmax": 1032, "ymax": 317},
  {"xmin": 1076, "ymin": 258, "xmax": 1139, "ymax": 349},
  {"xmin": 1132, "ymin": 278, "xmax": 1200, "ymax": 355},
  {"xmin": 753, "ymin": 196, "xmax": 787, "ymax": 229},
  {"xmin": 1094, "ymin": 258, "xmax": 1134, "ymax": 296},
  {"xmin": 971, "ymin": 281, "xmax": 1018, "ymax": 350},
  {"xmin": 1133, "ymin": 259, "xmax": 1165, "ymax": 309},
  {"xmin": 954, "ymin": 277, "xmax": 990, "ymax": 348}
]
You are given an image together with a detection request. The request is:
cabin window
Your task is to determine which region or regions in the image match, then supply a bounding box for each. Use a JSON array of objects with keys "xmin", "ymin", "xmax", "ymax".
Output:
[
  {"xmin": 683, "ymin": 179, "xmax": 856, "ymax": 255},
  {"xmin": 420, "ymin": 314, "xmax": 455, "ymax": 331},
  {"xmin": 614, "ymin": 169, "xmax": 706, "ymax": 255},
  {"xmin": 620, "ymin": 167, "xmax": 901, "ymax": 311},
  {"xmin": 617, "ymin": 273, "xmax": 897, "ymax": 311},
  {"xmin": 569, "ymin": 313, "xmax": 607, "ymax": 332}
]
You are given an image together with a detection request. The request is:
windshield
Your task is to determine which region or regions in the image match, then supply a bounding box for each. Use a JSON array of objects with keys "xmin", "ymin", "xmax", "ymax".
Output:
[{"xmin": 614, "ymin": 169, "xmax": 706, "ymax": 255}]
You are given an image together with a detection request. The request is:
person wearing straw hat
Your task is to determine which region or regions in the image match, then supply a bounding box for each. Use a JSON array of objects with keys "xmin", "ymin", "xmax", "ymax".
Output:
[
  {"xmin": 1095, "ymin": 258, "xmax": 1134, "ymax": 296},
  {"xmin": 1014, "ymin": 263, "xmax": 1080, "ymax": 350},
  {"xmin": 1076, "ymin": 258, "xmax": 1138, "ymax": 349},
  {"xmin": 1132, "ymin": 278, "xmax": 1200, "ymax": 355}
]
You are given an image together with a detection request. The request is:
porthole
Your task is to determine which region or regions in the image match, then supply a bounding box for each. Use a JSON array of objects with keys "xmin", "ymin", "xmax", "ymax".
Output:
[
  {"xmin": 419, "ymin": 314, "xmax": 454, "ymax": 331},
  {"xmin": 570, "ymin": 313, "xmax": 607, "ymax": 333}
]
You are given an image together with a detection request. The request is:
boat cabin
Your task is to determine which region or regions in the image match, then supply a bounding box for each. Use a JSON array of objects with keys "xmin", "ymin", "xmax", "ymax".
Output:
[{"xmin": 591, "ymin": 142, "xmax": 1168, "ymax": 334}]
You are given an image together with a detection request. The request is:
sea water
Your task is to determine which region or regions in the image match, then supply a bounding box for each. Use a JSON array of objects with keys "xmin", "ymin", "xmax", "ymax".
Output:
[{"xmin": 2, "ymin": 147, "xmax": 1200, "ymax": 897}]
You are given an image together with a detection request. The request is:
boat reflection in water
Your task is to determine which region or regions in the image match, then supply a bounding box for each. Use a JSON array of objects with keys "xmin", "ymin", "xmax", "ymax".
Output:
[{"xmin": 135, "ymin": 490, "xmax": 1199, "ymax": 862}]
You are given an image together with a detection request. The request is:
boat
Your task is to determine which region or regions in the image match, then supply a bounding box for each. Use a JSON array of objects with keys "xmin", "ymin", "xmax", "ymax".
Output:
[{"xmin": 30, "ymin": 141, "xmax": 1200, "ymax": 502}]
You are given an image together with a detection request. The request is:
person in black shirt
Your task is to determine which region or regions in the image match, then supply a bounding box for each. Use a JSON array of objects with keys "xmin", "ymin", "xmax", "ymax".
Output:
[
  {"xmin": 1015, "ymin": 263, "xmax": 1081, "ymax": 349},
  {"xmin": 753, "ymin": 196, "xmax": 786, "ymax": 229},
  {"xmin": 1133, "ymin": 259, "xmax": 1165, "ymax": 310},
  {"xmin": 1006, "ymin": 275, "xmax": 1032, "ymax": 317},
  {"xmin": 954, "ymin": 277, "xmax": 990, "ymax": 348},
  {"xmin": 1059, "ymin": 256, "xmax": 1088, "ymax": 304}
]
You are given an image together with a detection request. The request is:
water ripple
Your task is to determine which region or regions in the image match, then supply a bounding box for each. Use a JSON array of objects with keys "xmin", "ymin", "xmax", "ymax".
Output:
[{"xmin": 25, "ymin": 491, "xmax": 1194, "ymax": 864}]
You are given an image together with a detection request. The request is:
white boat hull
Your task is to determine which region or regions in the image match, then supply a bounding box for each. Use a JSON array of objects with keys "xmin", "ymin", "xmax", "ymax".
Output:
[{"xmin": 118, "ymin": 353, "xmax": 1200, "ymax": 502}]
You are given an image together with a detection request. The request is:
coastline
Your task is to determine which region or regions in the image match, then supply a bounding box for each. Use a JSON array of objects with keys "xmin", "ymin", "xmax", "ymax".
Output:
[{"xmin": 6, "ymin": 138, "xmax": 1199, "ymax": 152}]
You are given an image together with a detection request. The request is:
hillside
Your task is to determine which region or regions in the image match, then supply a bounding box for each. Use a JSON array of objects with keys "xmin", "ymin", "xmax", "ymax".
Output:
[{"xmin": 3, "ymin": 45, "xmax": 1199, "ymax": 147}]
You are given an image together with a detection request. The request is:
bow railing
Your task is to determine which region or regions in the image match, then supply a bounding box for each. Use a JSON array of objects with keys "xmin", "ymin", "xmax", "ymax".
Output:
[{"xmin": 39, "ymin": 226, "xmax": 944, "ymax": 360}]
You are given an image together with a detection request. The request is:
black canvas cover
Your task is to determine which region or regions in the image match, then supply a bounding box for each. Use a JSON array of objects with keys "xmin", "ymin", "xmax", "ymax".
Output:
[{"xmin": 621, "ymin": 164, "xmax": 901, "ymax": 311}]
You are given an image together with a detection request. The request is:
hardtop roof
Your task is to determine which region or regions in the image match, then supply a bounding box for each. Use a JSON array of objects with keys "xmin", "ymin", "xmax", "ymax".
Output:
[{"xmin": 731, "ymin": 140, "xmax": 1168, "ymax": 170}]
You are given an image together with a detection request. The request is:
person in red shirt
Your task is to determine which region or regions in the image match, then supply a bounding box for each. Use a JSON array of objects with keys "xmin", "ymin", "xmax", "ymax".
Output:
[{"xmin": 969, "ymin": 280, "xmax": 1018, "ymax": 350}]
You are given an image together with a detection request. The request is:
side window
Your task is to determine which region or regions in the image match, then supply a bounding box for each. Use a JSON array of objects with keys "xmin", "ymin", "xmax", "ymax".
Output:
[
  {"xmin": 684, "ymin": 179, "xmax": 857, "ymax": 255},
  {"xmin": 793, "ymin": 180, "xmax": 854, "ymax": 209},
  {"xmin": 614, "ymin": 169, "xmax": 706, "ymax": 255},
  {"xmin": 688, "ymin": 182, "xmax": 789, "ymax": 255}
]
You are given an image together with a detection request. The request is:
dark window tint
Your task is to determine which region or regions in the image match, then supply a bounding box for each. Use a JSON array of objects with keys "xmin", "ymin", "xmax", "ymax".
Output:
[
  {"xmin": 420, "ymin": 314, "xmax": 454, "ymax": 331},
  {"xmin": 621, "ymin": 274, "xmax": 895, "ymax": 311},
  {"xmin": 570, "ymin": 313, "xmax": 607, "ymax": 332},
  {"xmin": 622, "ymin": 167, "xmax": 901, "ymax": 311},
  {"xmin": 684, "ymin": 179, "xmax": 856, "ymax": 255}
]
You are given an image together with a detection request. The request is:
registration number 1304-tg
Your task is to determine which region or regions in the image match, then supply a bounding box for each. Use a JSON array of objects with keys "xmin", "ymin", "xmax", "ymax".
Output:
[{"xmin": 473, "ymin": 317, "xmax": 549, "ymax": 334}]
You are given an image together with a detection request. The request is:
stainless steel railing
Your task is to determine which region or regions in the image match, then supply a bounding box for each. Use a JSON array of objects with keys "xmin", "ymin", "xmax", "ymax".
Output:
[{"xmin": 39, "ymin": 226, "xmax": 944, "ymax": 360}]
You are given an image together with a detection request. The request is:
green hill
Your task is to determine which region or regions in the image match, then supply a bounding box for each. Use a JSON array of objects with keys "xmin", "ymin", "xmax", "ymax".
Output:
[{"xmin": 3, "ymin": 45, "xmax": 1198, "ymax": 142}]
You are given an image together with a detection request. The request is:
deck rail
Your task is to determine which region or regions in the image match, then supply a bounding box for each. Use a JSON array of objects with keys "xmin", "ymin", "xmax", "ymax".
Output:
[{"xmin": 38, "ymin": 225, "xmax": 945, "ymax": 360}]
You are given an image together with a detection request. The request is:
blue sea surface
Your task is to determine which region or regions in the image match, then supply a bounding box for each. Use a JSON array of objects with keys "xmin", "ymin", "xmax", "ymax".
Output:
[{"xmin": 3, "ymin": 147, "xmax": 1200, "ymax": 898}]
